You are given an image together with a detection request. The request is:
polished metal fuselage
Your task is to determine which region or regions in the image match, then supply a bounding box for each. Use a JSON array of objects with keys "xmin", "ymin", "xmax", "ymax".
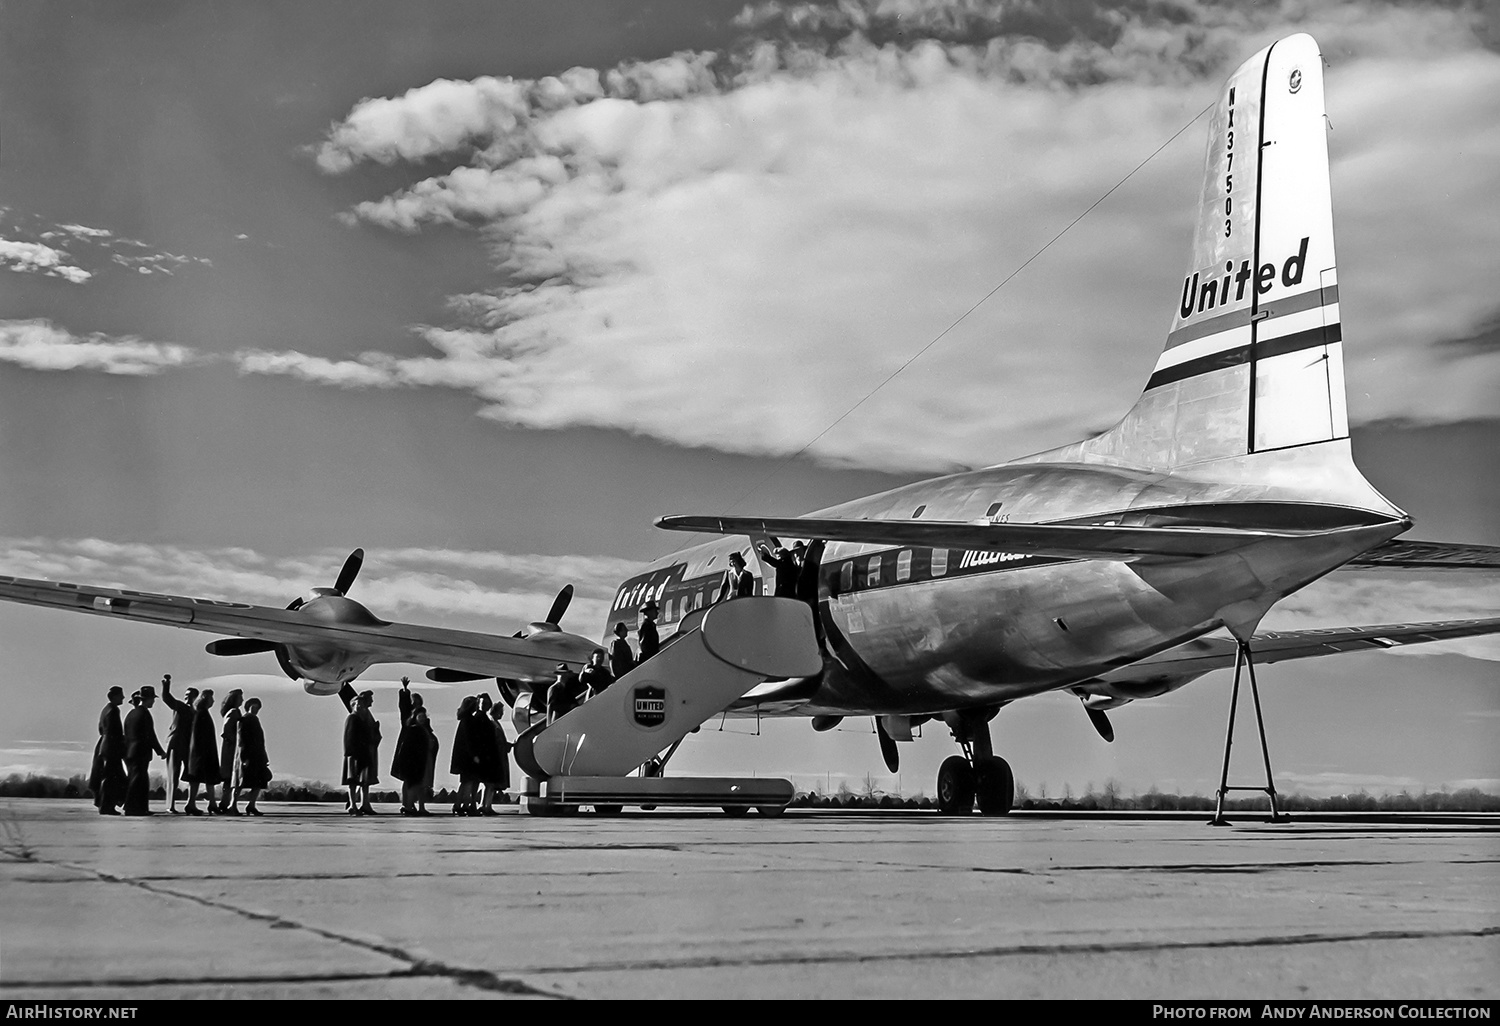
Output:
[{"xmin": 633, "ymin": 442, "xmax": 1409, "ymax": 717}]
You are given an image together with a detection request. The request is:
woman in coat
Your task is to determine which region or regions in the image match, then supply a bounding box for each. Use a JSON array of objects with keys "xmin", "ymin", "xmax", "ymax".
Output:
[
  {"xmin": 236, "ymin": 697, "xmax": 271, "ymax": 816},
  {"xmin": 481, "ymin": 700, "xmax": 513, "ymax": 814},
  {"xmin": 417, "ymin": 708, "xmax": 438, "ymax": 815},
  {"xmin": 183, "ymin": 691, "xmax": 221, "ymax": 815},
  {"xmin": 392, "ymin": 678, "xmax": 429, "ymax": 815},
  {"xmin": 448, "ymin": 695, "xmax": 480, "ymax": 815},
  {"xmin": 217, "ymin": 689, "xmax": 244, "ymax": 814},
  {"xmin": 342, "ymin": 690, "xmax": 380, "ymax": 816}
]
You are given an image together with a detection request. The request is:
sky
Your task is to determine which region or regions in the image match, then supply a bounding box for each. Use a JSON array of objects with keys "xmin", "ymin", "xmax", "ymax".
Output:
[{"xmin": 0, "ymin": 0, "xmax": 1496, "ymax": 801}]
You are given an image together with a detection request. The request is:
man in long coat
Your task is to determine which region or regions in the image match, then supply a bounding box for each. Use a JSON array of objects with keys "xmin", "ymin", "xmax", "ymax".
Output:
[
  {"xmin": 122, "ymin": 685, "xmax": 166, "ymax": 816},
  {"xmin": 637, "ymin": 602, "xmax": 660, "ymax": 662},
  {"xmin": 89, "ymin": 686, "xmax": 127, "ymax": 815},
  {"xmin": 608, "ymin": 622, "xmax": 635, "ymax": 678}
]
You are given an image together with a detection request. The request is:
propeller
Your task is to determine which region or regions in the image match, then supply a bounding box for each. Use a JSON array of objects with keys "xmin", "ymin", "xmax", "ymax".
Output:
[
  {"xmin": 428, "ymin": 584, "xmax": 580, "ymax": 686},
  {"xmin": 514, "ymin": 584, "xmax": 574, "ymax": 637},
  {"xmin": 1085, "ymin": 705, "xmax": 1115, "ymax": 743},
  {"xmin": 206, "ymin": 548, "xmax": 365, "ymax": 672},
  {"xmin": 875, "ymin": 717, "xmax": 900, "ymax": 773}
]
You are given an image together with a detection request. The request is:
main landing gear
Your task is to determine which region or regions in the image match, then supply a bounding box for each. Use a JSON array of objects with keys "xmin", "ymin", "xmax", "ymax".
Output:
[{"xmin": 936, "ymin": 708, "xmax": 1013, "ymax": 816}]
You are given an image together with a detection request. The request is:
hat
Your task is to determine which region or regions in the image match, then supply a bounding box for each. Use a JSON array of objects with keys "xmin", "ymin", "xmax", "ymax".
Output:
[
  {"xmin": 792, "ymin": 540, "xmax": 806, "ymax": 550},
  {"xmin": 642, "ymin": 600, "xmax": 658, "ymax": 612},
  {"xmin": 555, "ymin": 663, "xmax": 569, "ymax": 673}
]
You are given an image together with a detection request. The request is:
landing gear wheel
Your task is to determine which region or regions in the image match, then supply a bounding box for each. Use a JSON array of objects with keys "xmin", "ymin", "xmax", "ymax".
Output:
[
  {"xmin": 974, "ymin": 755, "xmax": 1015, "ymax": 816},
  {"xmin": 936, "ymin": 755, "xmax": 975, "ymax": 815},
  {"xmin": 756, "ymin": 805, "xmax": 785, "ymax": 817},
  {"xmin": 722, "ymin": 805, "xmax": 750, "ymax": 817},
  {"xmin": 593, "ymin": 804, "xmax": 623, "ymax": 815}
]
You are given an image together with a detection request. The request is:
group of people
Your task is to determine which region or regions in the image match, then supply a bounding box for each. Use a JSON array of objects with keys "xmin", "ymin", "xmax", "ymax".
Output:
[
  {"xmin": 339, "ymin": 679, "xmax": 514, "ymax": 817},
  {"xmin": 165, "ymin": 678, "xmax": 272, "ymax": 816},
  {"xmin": 540, "ymin": 646, "xmax": 625, "ymax": 724},
  {"xmin": 84, "ymin": 550, "xmax": 824, "ymax": 821},
  {"xmin": 89, "ymin": 676, "xmax": 271, "ymax": 817}
]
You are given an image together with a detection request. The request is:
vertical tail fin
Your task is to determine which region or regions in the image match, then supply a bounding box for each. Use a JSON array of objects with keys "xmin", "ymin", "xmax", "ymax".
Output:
[{"xmin": 1063, "ymin": 33, "xmax": 1348, "ymax": 470}]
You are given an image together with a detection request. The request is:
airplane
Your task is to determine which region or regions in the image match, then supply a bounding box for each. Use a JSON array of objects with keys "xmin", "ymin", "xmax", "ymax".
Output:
[{"xmin": 1, "ymin": 33, "xmax": 1496, "ymax": 818}]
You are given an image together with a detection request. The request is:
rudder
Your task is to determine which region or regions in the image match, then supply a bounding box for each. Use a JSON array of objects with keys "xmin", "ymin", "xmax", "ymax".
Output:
[{"xmin": 1064, "ymin": 34, "xmax": 1347, "ymax": 470}]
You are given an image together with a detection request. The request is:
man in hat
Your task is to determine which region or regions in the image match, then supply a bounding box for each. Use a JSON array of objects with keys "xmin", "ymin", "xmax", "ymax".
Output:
[
  {"xmin": 638, "ymin": 601, "xmax": 660, "ymax": 662},
  {"xmin": 89, "ymin": 686, "xmax": 127, "ymax": 815},
  {"xmin": 758, "ymin": 542, "xmax": 801, "ymax": 598},
  {"xmin": 122, "ymin": 685, "xmax": 166, "ymax": 815}
]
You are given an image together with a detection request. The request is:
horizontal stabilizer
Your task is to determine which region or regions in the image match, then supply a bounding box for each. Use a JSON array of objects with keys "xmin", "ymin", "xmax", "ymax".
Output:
[
  {"xmin": 656, "ymin": 514, "xmax": 1358, "ymax": 561},
  {"xmin": 1106, "ymin": 616, "xmax": 1500, "ymax": 682},
  {"xmin": 1341, "ymin": 539, "xmax": 1500, "ymax": 571}
]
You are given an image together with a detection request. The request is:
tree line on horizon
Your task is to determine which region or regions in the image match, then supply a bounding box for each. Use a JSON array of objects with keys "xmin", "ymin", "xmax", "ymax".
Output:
[{"xmin": 3, "ymin": 772, "xmax": 1497, "ymax": 812}]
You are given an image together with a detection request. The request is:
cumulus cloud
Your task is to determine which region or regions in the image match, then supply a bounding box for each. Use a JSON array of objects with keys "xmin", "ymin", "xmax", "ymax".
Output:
[
  {"xmin": 1, "ymin": 216, "xmax": 211, "ymax": 283},
  {"xmin": 0, "ymin": 237, "xmax": 91, "ymax": 283},
  {"xmin": 297, "ymin": 0, "xmax": 1500, "ymax": 471},
  {"xmin": 0, "ymin": 320, "xmax": 199, "ymax": 376}
]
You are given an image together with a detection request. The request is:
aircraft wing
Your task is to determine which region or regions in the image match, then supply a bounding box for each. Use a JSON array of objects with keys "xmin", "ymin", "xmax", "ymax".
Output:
[
  {"xmin": 1339, "ymin": 539, "xmax": 1500, "ymax": 570},
  {"xmin": 657, "ymin": 514, "xmax": 1358, "ymax": 561},
  {"xmin": 0, "ymin": 573, "xmax": 583, "ymax": 684},
  {"xmin": 1097, "ymin": 616, "xmax": 1500, "ymax": 686}
]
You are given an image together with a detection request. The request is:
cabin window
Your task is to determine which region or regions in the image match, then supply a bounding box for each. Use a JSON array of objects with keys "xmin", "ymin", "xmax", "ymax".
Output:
[
  {"xmin": 912, "ymin": 504, "xmax": 926, "ymax": 518},
  {"xmin": 986, "ymin": 501, "xmax": 1003, "ymax": 518},
  {"xmin": 665, "ymin": 598, "xmax": 676, "ymax": 622},
  {"xmin": 866, "ymin": 555, "xmax": 882, "ymax": 588},
  {"xmin": 931, "ymin": 549, "xmax": 948, "ymax": 576},
  {"xmin": 896, "ymin": 550, "xmax": 912, "ymax": 582},
  {"xmin": 839, "ymin": 561, "xmax": 854, "ymax": 594}
]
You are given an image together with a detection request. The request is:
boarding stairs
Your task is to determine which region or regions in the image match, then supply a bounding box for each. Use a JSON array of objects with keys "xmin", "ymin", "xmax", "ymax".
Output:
[{"xmin": 511, "ymin": 596, "xmax": 821, "ymax": 814}]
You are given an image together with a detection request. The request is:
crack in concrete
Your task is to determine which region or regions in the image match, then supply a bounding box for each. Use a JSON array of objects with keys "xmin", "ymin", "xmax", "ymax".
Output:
[
  {"xmin": 1049, "ymin": 858, "xmax": 1500, "ymax": 874},
  {"xmin": 514, "ymin": 925, "xmax": 1500, "ymax": 977},
  {"xmin": 20, "ymin": 854, "xmax": 568, "ymax": 999}
]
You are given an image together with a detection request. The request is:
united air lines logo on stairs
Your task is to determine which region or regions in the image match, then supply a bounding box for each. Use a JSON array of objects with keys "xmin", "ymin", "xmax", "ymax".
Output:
[{"xmin": 632, "ymin": 685, "xmax": 666, "ymax": 728}]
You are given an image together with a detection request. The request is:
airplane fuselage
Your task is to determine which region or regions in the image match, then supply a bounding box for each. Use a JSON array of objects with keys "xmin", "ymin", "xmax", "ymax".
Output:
[{"xmin": 608, "ymin": 455, "xmax": 1408, "ymax": 717}]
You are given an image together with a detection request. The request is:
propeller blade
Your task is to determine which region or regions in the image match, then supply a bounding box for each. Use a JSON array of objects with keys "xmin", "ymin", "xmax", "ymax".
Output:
[
  {"xmin": 875, "ymin": 717, "xmax": 900, "ymax": 773},
  {"xmin": 206, "ymin": 638, "xmax": 278, "ymax": 656},
  {"xmin": 426, "ymin": 668, "xmax": 489, "ymax": 683},
  {"xmin": 1085, "ymin": 706, "xmax": 1115, "ymax": 743},
  {"xmin": 333, "ymin": 548, "xmax": 364, "ymax": 596},
  {"xmin": 544, "ymin": 584, "xmax": 573, "ymax": 627}
]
